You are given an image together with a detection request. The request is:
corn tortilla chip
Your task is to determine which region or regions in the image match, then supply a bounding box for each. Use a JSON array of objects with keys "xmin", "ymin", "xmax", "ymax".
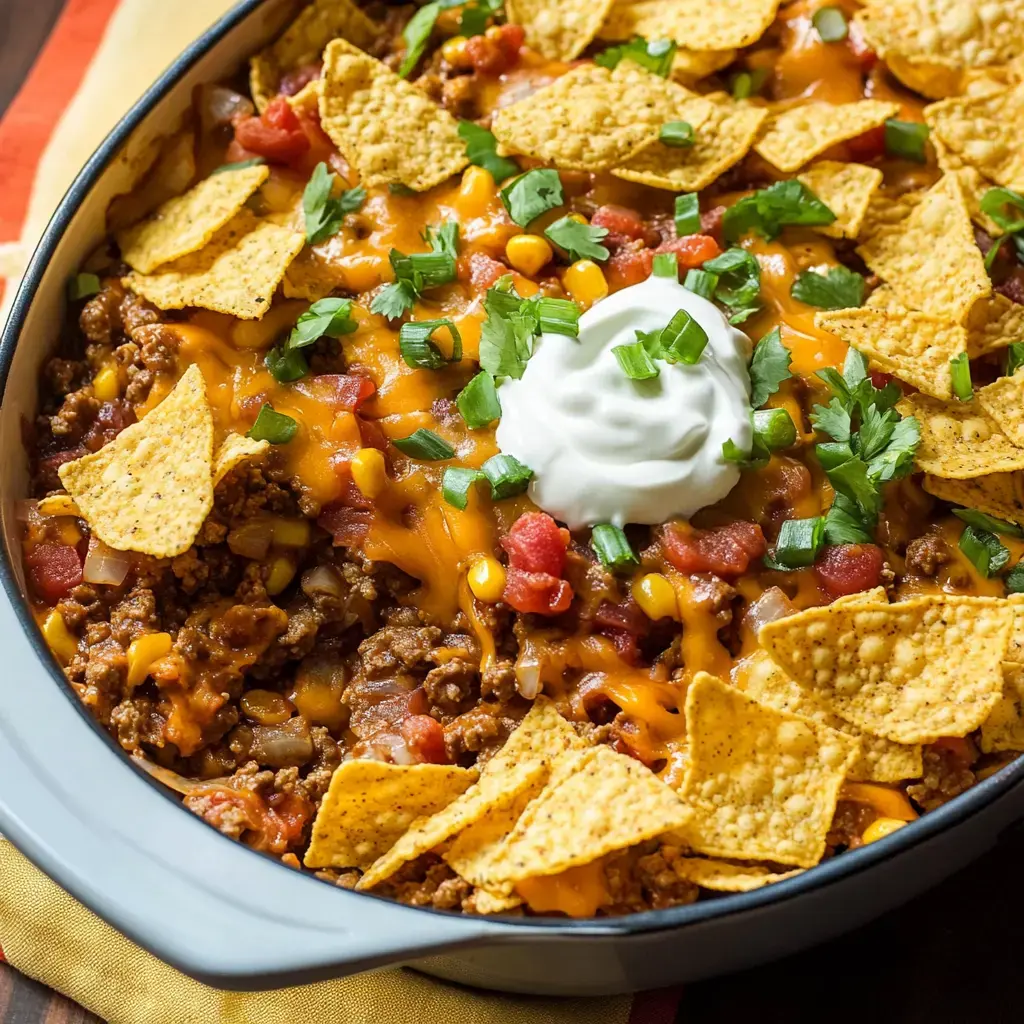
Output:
[
  {"xmin": 733, "ymin": 651, "xmax": 922, "ymax": 784},
  {"xmin": 857, "ymin": 173, "xmax": 991, "ymax": 325},
  {"xmin": 923, "ymin": 472, "xmax": 1024, "ymax": 525},
  {"xmin": 319, "ymin": 39, "xmax": 467, "ymax": 191},
  {"xmin": 943, "ymin": 161, "xmax": 1004, "ymax": 237},
  {"xmin": 468, "ymin": 745, "xmax": 692, "ymax": 889},
  {"xmin": 754, "ymin": 100, "xmax": 899, "ymax": 173},
  {"xmin": 599, "ymin": 0, "xmax": 781, "ymax": 51},
  {"xmin": 303, "ymin": 760, "xmax": 477, "ymax": 871},
  {"xmin": 672, "ymin": 858, "xmax": 804, "ymax": 892},
  {"xmin": 213, "ymin": 432, "xmax": 270, "ymax": 486},
  {"xmin": 485, "ymin": 694, "xmax": 587, "ymax": 778},
  {"xmin": 759, "ymin": 595, "xmax": 1013, "ymax": 743},
  {"xmin": 116, "ymin": 165, "xmax": 269, "ymax": 274},
  {"xmin": 1006, "ymin": 593, "xmax": 1024, "ymax": 663},
  {"xmin": 832, "ymin": 586, "xmax": 889, "ymax": 608},
  {"xmin": 980, "ymin": 663, "xmax": 1024, "ymax": 753},
  {"xmin": 507, "ymin": 0, "xmax": 615, "ymax": 61},
  {"xmin": 57, "ymin": 365, "xmax": 214, "ymax": 558},
  {"xmin": 814, "ymin": 309, "xmax": 966, "ymax": 400},
  {"xmin": 966, "ymin": 294, "xmax": 1024, "ymax": 359},
  {"xmin": 613, "ymin": 92, "xmax": 766, "ymax": 192},
  {"xmin": 863, "ymin": 285, "xmax": 908, "ymax": 314},
  {"xmin": 465, "ymin": 889, "xmax": 523, "ymax": 914},
  {"xmin": 680, "ymin": 673, "xmax": 859, "ymax": 868},
  {"xmin": 978, "ymin": 370, "xmax": 1024, "ymax": 447},
  {"xmin": 671, "ymin": 48, "xmax": 737, "ymax": 83},
  {"xmin": 858, "ymin": 188, "xmax": 925, "ymax": 246},
  {"xmin": 797, "ymin": 161, "xmax": 883, "ymax": 240}
]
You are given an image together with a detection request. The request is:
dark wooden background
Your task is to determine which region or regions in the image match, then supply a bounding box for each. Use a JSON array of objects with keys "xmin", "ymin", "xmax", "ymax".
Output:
[{"xmin": 3, "ymin": 3, "xmax": 1024, "ymax": 1021}]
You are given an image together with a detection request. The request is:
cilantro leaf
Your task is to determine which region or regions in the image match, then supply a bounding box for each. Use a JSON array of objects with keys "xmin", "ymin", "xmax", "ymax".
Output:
[
  {"xmin": 827, "ymin": 455, "xmax": 882, "ymax": 520},
  {"xmin": 953, "ymin": 508, "xmax": 1024, "ymax": 539},
  {"xmin": 791, "ymin": 265, "xmax": 865, "ymax": 309},
  {"xmin": 370, "ymin": 280, "xmax": 417, "ymax": 320},
  {"xmin": 1007, "ymin": 559, "xmax": 1024, "ymax": 593},
  {"xmin": 303, "ymin": 162, "xmax": 365, "ymax": 245},
  {"xmin": 544, "ymin": 216, "xmax": 610, "ymax": 262},
  {"xmin": 458, "ymin": 120, "xmax": 520, "ymax": 184},
  {"xmin": 703, "ymin": 247, "xmax": 761, "ymax": 323},
  {"xmin": 723, "ymin": 180, "xmax": 836, "ymax": 243},
  {"xmin": 399, "ymin": 1, "xmax": 442, "ymax": 78},
  {"xmin": 288, "ymin": 298, "xmax": 357, "ymax": 349},
  {"xmin": 960, "ymin": 524, "xmax": 1010, "ymax": 577},
  {"xmin": 811, "ymin": 397, "xmax": 853, "ymax": 443},
  {"xmin": 499, "ymin": 168, "xmax": 564, "ymax": 227},
  {"xmin": 867, "ymin": 415, "xmax": 919, "ymax": 482},
  {"xmin": 748, "ymin": 326, "xmax": 793, "ymax": 407},
  {"xmin": 823, "ymin": 493, "xmax": 874, "ymax": 544},
  {"xmin": 458, "ymin": 0, "xmax": 502, "ymax": 36},
  {"xmin": 594, "ymin": 37, "xmax": 677, "ymax": 77},
  {"xmin": 424, "ymin": 220, "xmax": 460, "ymax": 259}
]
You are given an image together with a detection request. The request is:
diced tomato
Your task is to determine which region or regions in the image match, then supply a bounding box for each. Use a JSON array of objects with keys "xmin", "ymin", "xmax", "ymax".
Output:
[
  {"xmin": 501, "ymin": 511, "xmax": 568, "ymax": 575},
  {"xmin": 465, "ymin": 24, "xmax": 525, "ymax": 75},
  {"xmin": 318, "ymin": 503, "xmax": 372, "ymax": 546},
  {"xmin": 262, "ymin": 791, "xmax": 313, "ymax": 852},
  {"xmin": 700, "ymin": 205, "xmax": 726, "ymax": 244},
  {"xmin": 655, "ymin": 233, "xmax": 721, "ymax": 268},
  {"xmin": 594, "ymin": 599, "xmax": 648, "ymax": 637},
  {"xmin": 357, "ymin": 417, "xmax": 389, "ymax": 452},
  {"xmin": 869, "ymin": 370, "xmax": 894, "ymax": 389},
  {"xmin": 302, "ymin": 373, "xmax": 376, "ymax": 412},
  {"xmin": 25, "ymin": 543, "xmax": 83, "ymax": 602},
  {"xmin": 592, "ymin": 205, "xmax": 647, "ymax": 241},
  {"xmin": 463, "ymin": 251, "xmax": 509, "ymax": 293},
  {"xmin": 604, "ymin": 628, "xmax": 641, "ymax": 665},
  {"xmin": 846, "ymin": 20, "xmax": 878, "ymax": 71},
  {"xmin": 279, "ymin": 62, "xmax": 322, "ymax": 97},
  {"xmin": 607, "ymin": 247, "xmax": 655, "ymax": 290},
  {"xmin": 503, "ymin": 568, "xmax": 574, "ymax": 616},
  {"xmin": 401, "ymin": 714, "xmax": 449, "ymax": 764},
  {"xmin": 815, "ymin": 544, "xmax": 885, "ymax": 597},
  {"xmin": 932, "ymin": 735, "xmax": 975, "ymax": 767},
  {"xmin": 233, "ymin": 97, "xmax": 310, "ymax": 163},
  {"xmin": 662, "ymin": 521, "xmax": 767, "ymax": 578},
  {"xmin": 845, "ymin": 125, "xmax": 886, "ymax": 163}
]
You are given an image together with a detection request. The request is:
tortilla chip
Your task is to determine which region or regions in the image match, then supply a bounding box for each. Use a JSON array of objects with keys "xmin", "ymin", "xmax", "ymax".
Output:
[
  {"xmin": 754, "ymin": 100, "xmax": 899, "ymax": 173},
  {"xmin": 863, "ymin": 285, "xmax": 908, "ymax": 313},
  {"xmin": 966, "ymin": 294, "xmax": 1024, "ymax": 358},
  {"xmin": 303, "ymin": 760, "xmax": 477, "ymax": 871},
  {"xmin": 356, "ymin": 759, "xmax": 547, "ymax": 889},
  {"xmin": 124, "ymin": 211, "xmax": 305, "ymax": 320},
  {"xmin": 671, "ymin": 48, "xmax": 737, "ymax": 83},
  {"xmin": 613, "ymin": 92, "xmax": 767, "ymax": 192},
  {"xmin": 832, "ymin": 586, "xmax": 890, "ymax": 608},
  {"xmin": 465, "ymin": 889, "xmax": 523, "ymax": 914},
  {"xmin": 796, "ymin": 161, "xmax": 883, "ymax": 240},
  {"xmin": 249, "ymin": 0, "xmax": 378, "ymax": 112},
  {"xmin": 491, "ymin": 61, "xmax": 664, "ymax": 172},
  {"xmin": 733, "ymin": 651, "xmax": 923, "ymax": 784},
  {"xmin": 57, "ymin": 365, "xmax": 214, "ymax": 558},
  {"xmin": 486, "ymin": 694, "xmax": 587, "ymax": 777},
  {"xmin": 980, "ymin": 663, "xmax": 1024, "ymax": 752},
  {"xmin": 467, "ymin": 745, "xmax": 692, "ymax": 889},
  {"xmin": 943, "ymin": 161, "xmax": 1005, "ymax": 237},
  {"xmin": 599, "ymin": 0, "xmax": 781, "ymax": 50},
  {"xmin": 212, "ymin": 432, "xmax": 270, "ymax": 486},
  {"xmin": 672, "ymin": 858, "xmax": 804, "ymax": 892},
  {"xmin": 319, "ymin": 39, "xmax": 467, "ymax": 191},
  {"xmin": 1007, "ymin": 593, "xmax": 1024, "ymax": 663},
  {"xmin": 923, "ymin": 472, "xmax": 1024, "ymax": 525},
  {"xmin": 507, "ymin": 0, "xmax": 615, "ymax": 60},
  {"xmin": 679, "ymin": 673, "xmax": 859, "ymax": 868},
  {"xmin": 978, "ymin": 370, "xmax": 1024, "ymax": 446},
  {"xmin": 857, "ymin": 173, "xmax": 991, "ymax": 325},
  {"xmin": 814, "ymin": 309, "xmax": 966, "ymax": 400},
  {"xmin": 759, "ymin": 595, "xmax": 1013, "ymax": 743},
  {"xmin": 858, "ymin": 188, "xmax": 925, "ymax": 245},
  {"xmin": 116, "ymin": 165, "xmax": 269, "ymax": 275}
]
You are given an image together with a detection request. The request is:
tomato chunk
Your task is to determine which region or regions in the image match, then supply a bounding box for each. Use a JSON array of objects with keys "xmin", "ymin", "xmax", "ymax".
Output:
[
  {"xmin": 503, "ymin": 568, "xmax": 574, "ymax": 616},
  {"xmin": 655, "ymin": 233, "xmax": 721, "ymax": 268},
  {"xmin": 502, "ymin": 511, "xmax": 568, "ymax": 575},
  {"xmin": 318, "ymin": 503, "xmax": 372, "ymax": 546},
  {"xmin": 847, "ymin": 20, "xmax": 878, "ymax": 70},
  {"xmin": 233, "ymin": 97, "xmax": 310, "ymax": 163},
  {"xmin": 463, "ymin": 251, "xmax": 509, "ymax": 293},
  {"xmin": 26, "ymin": 543, "xmax": 83, "ymax": 602},
  {"xmin": 465, "ymin": 24, "xmax": 525, "ymax": 75},
  {"xmin": 305, "ymin": 373, "xmax": 376, "ymax": 412},
  {"xmin": 607, "ymin": 248, "xmax": 654, "ymax": 290},
  {"xmin": 592, "ymin": 205, "xmax": 647, "ymax": 241},
  {"xmin": 662, "ymin": 521, "xmax": 767, "ymax": 577},
  {"xmin": 401, "ymin": 714, "xmax": 449, "ymax": 764},
  {"xmin": 845, "ymin": 125, "xmax": 885, "ymax": 163},
  {"xmin": 815, "ymin": 544, "xmax": 885, "ymax": 597}
]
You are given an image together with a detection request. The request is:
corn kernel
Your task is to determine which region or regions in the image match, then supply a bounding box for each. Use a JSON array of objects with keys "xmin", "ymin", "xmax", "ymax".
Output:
[
  {"xmin": 567, "ymin": 213, "xmax": 588, "ymax": 224},
  {"xmin": 459, "ymin": 165, "xmax": 495, "ymax": 218},
  {"xmin": 42, "ymin": 610, "xmax": 78, "ymax": 665},
  {"xmin": 127, "ymin": 631, "xmax": 173, "ymax": 687},
  {"xmin": 632, "ymin": 573, "xmax": 679, "ymax": 621},
  {"xmin": 563, "ymin": 259, "xmax": 608, "ymax": 308},
  {"xmin": 270, "ymin": 517, "xmax": 311, "ymax": 548},
  {"xmin": 92, "ymin": 365, "xmax": 120, "ymax": 402},
  {"xmin": 441, "ymin": 34, "xmax": 470, "ymax": 67},
  {"xmin": 505, "ymin": 234, "xmax": 554, "ymax": 277},
  {"xmin": 57, "ymin": 521, "xmax": 82, "ymax": 546},
  {"xmin": 36, "ymin": 494, "xmax": 80, "ymax": 518},
  {"xmin": 266, "ymin": 555, "xmax": 298, "ymax": 596},
  {"xmin": 467, "ymin": 556, "xmax": 507, "ymax": 603},
  {"xmin": 861, "ymin": 817, "xmax": 907, "ymax": 845},
  {"xmin": 351, "ymin": 447, "xmax": 387, "ymax": 499}
]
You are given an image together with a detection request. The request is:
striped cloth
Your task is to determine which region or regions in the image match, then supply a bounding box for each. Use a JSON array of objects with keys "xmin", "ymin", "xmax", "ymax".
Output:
[{"xmin": 0, "ymin": 2, "xmax": 683, "ymax": 1021}]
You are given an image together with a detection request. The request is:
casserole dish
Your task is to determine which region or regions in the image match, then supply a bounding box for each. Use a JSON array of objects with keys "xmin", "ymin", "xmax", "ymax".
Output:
[{"xmin": 4, "ymin": 0, "xmax": 1024, "ymax": 997}]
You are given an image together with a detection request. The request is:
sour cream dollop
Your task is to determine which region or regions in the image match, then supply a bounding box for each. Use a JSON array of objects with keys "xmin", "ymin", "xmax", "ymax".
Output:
[{"xmin": 495, "ymin": 275, "xmax": 753, "ymax": 529}]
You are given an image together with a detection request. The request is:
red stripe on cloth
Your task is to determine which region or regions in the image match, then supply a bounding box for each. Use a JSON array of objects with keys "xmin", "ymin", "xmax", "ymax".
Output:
[
  {"xmin": 628, "ymin": 985, "xmax": 684, "ymax": 1024},
  {"xmin": 0, "ymin": 0, "xmax": 122, "ymax": 243},
  {"xmin": 0, "ymin": 942, "xmax": 6, "ymax": 962}
]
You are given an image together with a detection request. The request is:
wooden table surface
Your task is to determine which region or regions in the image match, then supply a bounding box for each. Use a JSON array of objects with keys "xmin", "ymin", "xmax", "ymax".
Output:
[{"xmin": 4, "ymin": 4, "xmax": 1024, "ymax": 1022}]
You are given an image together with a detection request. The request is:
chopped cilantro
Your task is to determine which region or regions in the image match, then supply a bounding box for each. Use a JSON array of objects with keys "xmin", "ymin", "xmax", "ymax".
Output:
[
  {"xmin": 544, "ymin": 216, "xmax": 610, "ymax": 262},
  {"xmin": 960, "ymin": 524, "xmax": 1010, "ymax": 578},
  {"xmin": 724, "ymin": 180, "xmax": 836, "ymax": 243},
  {"xmin": 749, "ymin": 326, "xmax": 793, "ymax": 408},
  {"xmin": 303, "ymin": 162, "xmax": 366, "ymax": 245},
  {"xmin": 499, "ymin": 168, "xmax": 564, "ymax": 227},
  {"xmin": 369, "ymin": 241, "xmax": 458, "ymax": 320},
  {"xmin": 594, "ymin": 37, "xmax": 676, "ymax": 77},
  {"xmin": 458, "ymin": 120, "xmax": 520, "ymax": 184},
  {"xmin": 791, "ymin": 265, "xmax": 865, "ymax": 309},
  {"xmin": 703, "ymin": 247, "xmax": 761, "ymax": 323}
]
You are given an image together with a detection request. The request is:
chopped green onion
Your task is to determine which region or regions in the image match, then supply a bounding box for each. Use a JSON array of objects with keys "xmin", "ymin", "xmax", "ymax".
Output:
[
  {"xmin": 396, "ymin": 250, "xmax": 457, "ymax": 289},
  {"xmin": 684, "ymin": 268, "xmax": 718, "ymax": 300},
  {"xmin": 265, "ymin": 345, "xmax": 309, "ymax": 383},
  {"xmin": 594, "ymin": 37, "xmax": 676, "ymax": 77},
  {"xmin": 536, "ymin": 296, "xmax": 581, "ymax": 337},
  {"xmin": 980, "ymin": 187, "xmax": 1024, "ymax": 235},
  {"xmin": 613, "ymin": 341, "xmax": 660, "ymax": 380},
  {"xmin": 674, "ymin": 193, "xmax": 701, "ymax": 236},
  {"xmin": 884, "ymin": 119, "xmax": 929, "ymax": 163},
  {"xmin": 752, "ymin": 407, "xmax": 796, "ymax": 451},
  {"xmin": 591, "ymin": 524, "xmax": 639, "ymax": 570},
  {"xmin": 499, "ymin": 168, "xmax": 564, "ymax": 227},
  {"xmin": 959, "ymin": 524, "xmax": 1010, "ymax": 577},
  {"xmin": 772, "ymin": 517, "xmax": 826, "ymax": 569},
  {"xmin": 950, "ymin": 351, "xmax": 973, "ymax": 401},
  {"xmin": 660, "ymin": 309, "xmax": 708, "ymax": 364},
  {"xmin": 247, "ymin": 404, "xmax": 298, "ymax": 444},
  {"xmin": 812, "ymin": 6, "xmax": 848, "ymax": 41},
  {"xmin": 660, "ymin": 121, "xmax": 694, "ymax": 148},
  {"xmin": 392, "ymin": 428, "xmax": 455, "ymax": 461},
  {"xmin": 653, "ymin": 253, "xmax": 678, "ymax": 278},
  {"xmin": 458, "ymin": 120, "xmax": 520, "ymax": 184},
  {"xmin": 1007, "ymin": 560, "xmax": 1024, "ymax": 593},
  {"xmin": 212, "ymin": 157, "xmax": 266, "ymax": 174},
  {"xmin": 67, "ymin": 272, "xmax": 101, "ymax": 301},
  {"xmin": 457, "ymin": 370, "xmax": 502, "ymax": 428},
  {"xmin": 953, "ymin": 508, "xmax": 1024, "ymax": 538},
  {"xmin": 1008, "ymin": 341, "xmax": 1024, "ymax": 377},
  {"xmin": 731, "ymin": 68, "xmax": 769, "ymax": 100},
  {"xmin": 722, "ymin": 438, "xmax": 750, "ymax": 464},
  {"xmin": 791, "ymin": 265, "xmax": 864, "ymax": 309},
  {"xmin": 544, "ymin": 216, "xmax": 610, "ymax": 262},
  {"xmin": 288, "ymin": 297, "xmax": 357, "ymax": 349},
  {"xmin": 398, "ymin": 318, "xmax": 462, "ymax": 369},
  {"xmin": 481, "ymin": 453, "xmax": 533, "ymax": 499},
  {"xmin": 441, "ymin": 466, "xmax": 485, "ymax": 510}
]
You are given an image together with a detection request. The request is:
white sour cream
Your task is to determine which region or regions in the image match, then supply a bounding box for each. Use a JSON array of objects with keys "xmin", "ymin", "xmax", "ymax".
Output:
[{"xmin": 495, "ymin": 275, "xmax": 753, "ymax": 529}]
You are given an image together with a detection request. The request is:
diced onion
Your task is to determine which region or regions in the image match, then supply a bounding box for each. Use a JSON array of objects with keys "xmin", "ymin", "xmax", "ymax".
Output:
[
  {"xmin": 371, "ymin": 731, "xmax": 416, "ymax": 765},
  {"xmin": 248, "ymin": 718, "xmax": 313, "ymax": 767},
  {"xmin": 743, "ymin": 586, "xmax": 797, "ymax": 635},
  {"xmin": 199, "ymin": 85, "xmax": 253, "ymax": 132},
  {"xmin": 515, "ymin": 655, "xmax": 542, "ymax": 700},
  {"xmin": 130, "ymin": 756, "xmax": 228, "ymax": 795},
  {"xmin": 227, "ymin": 519, "xmax": 274, "ymax": 560},
  {"xmin": 82, "ymin": 537, "xmax": 130, "ymax": 586},
  {"xmin": 300, "ymin": 564, "xmax": 345, "ymax": 599}
]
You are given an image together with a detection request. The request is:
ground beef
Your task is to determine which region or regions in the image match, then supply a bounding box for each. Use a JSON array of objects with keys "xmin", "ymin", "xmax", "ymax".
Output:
[
  {"xmin": 905, "ymin": 531, "xmax": 951, "ymax": 577},
  {"xmin": 444, "ymin": 703, "xmax": 515, "ymax": 761},
  {"xmin": 688, "ymin": 574, "xmax": 738, "ymax": 627},
  {"xmin": 907, "ymin": 747, "xmax": 976, "ymax": 812},
  {"xmin": 358, "ymin": 621, "xmax": 442, "ymax": 676},
  {"xmin": 375, "ymin": 854, "xmax": 473, "ymax": 910},
  {"xmin": 79, "ymin": 281, "xmax": 126, "ymax": 344},
  {"xmin": 602, "ymin": 842, "xmax": 700, "ymax": 914},
  {"xmin": 826, "ymin": 800, "xmax": 874, "ymax": 851},
  {"xmin": 480, "ymin": 658, "xmax": 517, "ymax": 702},
  {"xmin": 423, "ymin": 658, "xmax": 477, "ymax": 715}
]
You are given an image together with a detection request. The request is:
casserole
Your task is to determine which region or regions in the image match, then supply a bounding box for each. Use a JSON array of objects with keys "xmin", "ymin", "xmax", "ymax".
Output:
[{"xmin": 4, "ymin": 0, "xmax": 1024, "ymax": 996}]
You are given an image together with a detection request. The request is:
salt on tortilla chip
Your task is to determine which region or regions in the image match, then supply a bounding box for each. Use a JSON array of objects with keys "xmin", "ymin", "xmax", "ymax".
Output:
[
  {"xmin": 672, "ymin": 858, "xmax": 804, "ymax": 892},
  {"xmin": 797, "ymin": 161, "xmax": 883, "ymax": 240},
  {"xmin": 491, "ymin": 61, "xmax": 664, "ymax": 172},
  {"xmin": 485, "ymin": 694, "xmax": 587, "ymax": 778},
  {"xmin": 57, "ymin": 365, "xmax": 214, "ymax": 559},
  {"xmin": 213, "ymin": 432, "xmax": 270, "ymax": 486},
  {"xmin": 980, "ymin": 662, "xmax": 1024, "ymax": 753},
  {"xmin": 599, "ymin": 0, "xmax": 781, "ymax": 51},
  {"xmin": 753, "ymin": 100, "xmax": 899, "ymax": 173},
  {"xmin": 966, "ymin": 295, "xmax": 1024, "ymax": 359},
  {"xmin": 116, "ymin": 165, "xmax": 269, "ymax": 274},
  {"xmin": 679, "ymin": 673, "xmax": 859, "ymax": 868},
  {"xmin": 759, "ymin": 595, "xmax": 1012, "ymax": 744},
  {"xmin": 507, "ymin": 0, "xmax": 615, "ymax": 61},
  {"xmin": 124, "ymin": 211, "xmax": 305, "ymax": 320},
  {"xmin": 318, "ymin": 39, "xmax": 467, "ymax": 191},
  {"xmin": 923, "ymin": 472, "xmax": 1024, "ymax": 525},
  {"xmin": 857, "ymin": 173, "xmax": 991, "ymax": 325},
  {"xmin": 814, "ymin": 308, "xmax": 966, "ymax": 400},
  {"xmin": 303, "ymin": 760, "xmax": 477, "ymax": 871},
  {"xmin": 733, "ymin": 651, "xmax": 922, "ymax": 784},
  {"xmin": 467, "ymin": 745, "xmax": 692, "ymax": 889},
  {"xmin": 978, "ymin": 370, "xmax": 1024, "ymax": 447},
  {"xmin": 613, "ymin": 92, "xmax": 766, "ymax": 192},
  {"xmin": 249, "ymin": 0, "xmax": 378, "ymax": 112}
]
